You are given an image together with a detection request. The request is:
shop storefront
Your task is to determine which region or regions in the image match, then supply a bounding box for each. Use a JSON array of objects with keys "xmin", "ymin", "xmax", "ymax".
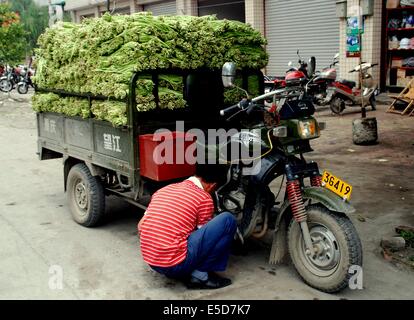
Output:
[{"xmin": 383, "ymin": 0, "xmax": 414, "ymax": 91}]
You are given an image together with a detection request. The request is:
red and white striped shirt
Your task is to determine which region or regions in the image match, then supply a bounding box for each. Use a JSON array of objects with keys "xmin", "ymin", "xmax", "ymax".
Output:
[{"xmin": 139, "ymin": 178, "xmax": 215, "ymax": 267}]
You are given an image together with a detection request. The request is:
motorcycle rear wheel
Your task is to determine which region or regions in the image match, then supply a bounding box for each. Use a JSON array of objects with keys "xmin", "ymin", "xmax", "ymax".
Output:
[
  {"xmin": 330, "ymin": 97, "xmax": 345, "ymax": 114},
  {"xmin": 287, "ymin": 204, "xmax": 362, "ymax": 293},
  {"xmin": 0, "ymin": 79, "xmax": 13, "ymax": 92}
]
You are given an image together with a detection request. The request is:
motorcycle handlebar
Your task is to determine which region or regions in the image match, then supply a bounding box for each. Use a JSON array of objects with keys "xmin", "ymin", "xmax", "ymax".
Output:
[
  {"xmin": 219, "ymin": 103, "xmax": 240, "ymax": 117},
  {"xmin": 349, "ymin": 63, "xmax": 378, "ymax": 73}
]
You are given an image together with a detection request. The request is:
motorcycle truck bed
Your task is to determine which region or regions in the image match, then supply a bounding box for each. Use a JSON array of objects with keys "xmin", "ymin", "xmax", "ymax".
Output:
[
  {"xmin": 37, "ymin": 111, "xmax": 136, "ymax": 189},
  {"xmin": 36, "ymin": 69, "xmax": 264, "ymax": 209}
]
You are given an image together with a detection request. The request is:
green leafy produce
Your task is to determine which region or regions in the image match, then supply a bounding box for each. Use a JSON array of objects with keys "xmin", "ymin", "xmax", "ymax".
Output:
[
  {"xmin": 32, "ymin": 12, "xmax": 268, "ymax": 126},
  {"xmin": 224, "ymin": 74, "xmax": 261, "ymax": 104},
  {"xmin": 32, "ymin": 93, "xmax": 89, "ymax": 118},
  {"xmin": 91, "ymin": 100, "xmax": 127, "ymax": 127}
]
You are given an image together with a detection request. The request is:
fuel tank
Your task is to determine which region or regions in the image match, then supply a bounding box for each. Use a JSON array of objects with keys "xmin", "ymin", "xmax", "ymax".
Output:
[
  {"xmin": 285, "ymin": 70, "xmax": 307, "ymax": 86},
  {"xmin": 318, "ymin": 68, "xmax": 337, "ymax": 80}
]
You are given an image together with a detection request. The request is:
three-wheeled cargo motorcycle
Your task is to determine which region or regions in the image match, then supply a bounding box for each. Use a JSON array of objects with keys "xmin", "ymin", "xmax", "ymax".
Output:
[{"xmin": 36, "ymin": 64, "xmax": 362, "ymax": 293}]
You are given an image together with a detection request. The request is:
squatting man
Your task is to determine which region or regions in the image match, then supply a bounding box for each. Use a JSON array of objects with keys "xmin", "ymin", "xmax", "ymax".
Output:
[{"xmin": 138, "ymin": 163, "xmax": 237, "ymax": 289}]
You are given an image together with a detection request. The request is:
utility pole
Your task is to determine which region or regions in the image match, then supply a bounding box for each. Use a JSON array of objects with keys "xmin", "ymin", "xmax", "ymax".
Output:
[
  {"xmin": 106, "ymin": 0, "xmax": 110, "ymax": 12},
  {"xmin": 48, "ymin": 0, "xmax": 65, "ymax": 26},
  {"xmin": 358, "ymin": 0, "xmax": 366, "ymax": 118},
  {"xmin": 352, "ymin": 0, "xmax": 378, "ymax": 145}
]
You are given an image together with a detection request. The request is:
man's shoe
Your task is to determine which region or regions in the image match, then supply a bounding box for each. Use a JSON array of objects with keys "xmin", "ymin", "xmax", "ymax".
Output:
[{"xmin": 185, "ymin": 274, "xmax": 232, "ymax": 290}]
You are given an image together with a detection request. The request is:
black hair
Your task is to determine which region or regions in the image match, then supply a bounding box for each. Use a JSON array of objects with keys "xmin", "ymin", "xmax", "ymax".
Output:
[{"xmin": 195, "ymin": 163, "xmax": 229, "ymax": 185}]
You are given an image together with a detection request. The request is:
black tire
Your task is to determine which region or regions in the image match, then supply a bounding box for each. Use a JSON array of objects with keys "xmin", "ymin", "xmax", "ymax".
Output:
[
  {"xmin": 287, "ymin": 205, "xmax": 363, "ymax": 293},
  {"xmin": 17, "ymin": 83, "xmax": 28, "ymax": 94},
  {"xmin": 330, "ymin": 97, "xmax": 345, "ymax": 114},
  {"xmin": 66, "ymin": 163, "xmax": 105, "ymax": 227},
  {"xmin": 0, "ymin": 79, "xmax": 12, "ymax": 92}
]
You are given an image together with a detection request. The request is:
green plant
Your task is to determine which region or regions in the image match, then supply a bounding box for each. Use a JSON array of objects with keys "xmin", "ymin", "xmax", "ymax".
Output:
[
  {"xmin": 400, "ymin": 230, "xmax": 414, "ymax": 248},
  {"xmin": 0, "ymin": 4, "xmax": 26, "ymax": 64},
  {"xmin": 10, "ymin": 0, "xmax": 49, "ymax": 54}
]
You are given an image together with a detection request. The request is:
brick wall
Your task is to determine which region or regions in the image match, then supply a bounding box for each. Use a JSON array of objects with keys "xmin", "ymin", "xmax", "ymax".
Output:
[{"xmin": 339, "ymin": 0, "xmax": 382, "ymax": 88}]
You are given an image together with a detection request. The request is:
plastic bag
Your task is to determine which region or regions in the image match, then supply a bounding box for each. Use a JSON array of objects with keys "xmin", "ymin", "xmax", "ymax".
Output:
[
  {"xmin": 388, "ymin": 18, "xmax": 402, "ymax": 29},
  {"xmin": 403, "ymin": 57, "xmax": 414, "ymax": 67}
]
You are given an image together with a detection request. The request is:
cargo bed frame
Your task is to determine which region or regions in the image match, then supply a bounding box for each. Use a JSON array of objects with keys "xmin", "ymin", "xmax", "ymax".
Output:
[{"xmin": 36, "ymin": 68, "xmax": 264, "ymax": 211}]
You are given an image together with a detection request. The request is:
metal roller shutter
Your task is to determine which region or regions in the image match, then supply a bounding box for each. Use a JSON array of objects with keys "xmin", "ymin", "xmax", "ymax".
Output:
[
  {"xmin": 112, "ymin": 6, "xmax": 131, "ymax": 15},
  {"xmin": 144, "ymin": 1, "xmax": 177, "ymax": 15},
  {"xmin": 198, "ymin": 0, "xmax": 245, "ymax": 22},
  {"xmin": 265, "ymin": 0, "xmax": 339, "ymax": 76}
]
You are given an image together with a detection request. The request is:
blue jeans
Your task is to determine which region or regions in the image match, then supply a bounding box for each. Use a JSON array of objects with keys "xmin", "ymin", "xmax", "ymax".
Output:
[{"xmin": 150, "ymin": 212, "xmax": 237, "ymax": 279}]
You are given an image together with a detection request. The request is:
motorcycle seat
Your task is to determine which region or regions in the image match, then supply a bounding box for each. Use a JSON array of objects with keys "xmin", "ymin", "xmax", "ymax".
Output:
[{"xmin": 339, "ymin": 79, "xmax": 356, "ymax": 88}]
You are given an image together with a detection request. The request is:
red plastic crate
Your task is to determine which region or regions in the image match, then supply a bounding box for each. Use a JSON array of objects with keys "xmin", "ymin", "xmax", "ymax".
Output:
[{"xmin": 138, "ymin": 131, "xmax": 196, "ymax": 181}]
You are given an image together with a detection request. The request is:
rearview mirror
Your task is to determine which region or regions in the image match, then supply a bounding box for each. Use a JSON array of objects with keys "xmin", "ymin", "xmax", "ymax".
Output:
[
  {"xmin": 222, "ymin": 62, "xmax": 237, "ymax": 88},
  {"xmin": 308, "ymin": 56, "xmax": 316, "ymax": 76},
  {"xmin": 288, "ymin": 61, "xmax": 293, "ymax": 67}
]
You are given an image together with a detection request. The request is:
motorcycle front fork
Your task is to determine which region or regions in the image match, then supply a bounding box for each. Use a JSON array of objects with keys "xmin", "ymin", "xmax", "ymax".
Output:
[{"xmin": 285, "ymin": 169, "xmax": 322, "ymax": 257}]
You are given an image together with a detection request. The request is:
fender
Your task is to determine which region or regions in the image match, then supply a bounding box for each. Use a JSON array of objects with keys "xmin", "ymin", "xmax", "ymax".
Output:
[
  {"xmin": 269, "ymin": 186, "xmax": 355, "ymax": 264},
  {"xmin": 275, "ymin": 186, "xmax": 355, "ymax": 231},
  {"xmin": 250, "ymin": 151, "xmax": 286, "ymax": 185},
  {"xmin": 63, "ymin": 156, "xmax": 106, "ymax": 191}
]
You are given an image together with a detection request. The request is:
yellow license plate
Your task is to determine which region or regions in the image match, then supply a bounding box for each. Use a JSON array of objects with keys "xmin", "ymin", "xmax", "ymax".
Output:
[{"xmin": 322, "ymin": 171, "xmax": 352, "ymax": 201}]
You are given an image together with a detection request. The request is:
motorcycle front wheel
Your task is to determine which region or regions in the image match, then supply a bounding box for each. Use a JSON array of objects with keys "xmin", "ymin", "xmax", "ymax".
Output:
[
  {"xmin": 330, "ymin": 97, "xmax": 345, "ymax": 114},
  {"xmin": 17, "ymin": 83, "xmax": 28, "ymax": 94},
  {"xmin": 0, "ymin": 79, "xmax": 13, "ymax": 92},
  {"xmin": 287, "ymin": 204, "xmax": 362, "ymax": 293}
]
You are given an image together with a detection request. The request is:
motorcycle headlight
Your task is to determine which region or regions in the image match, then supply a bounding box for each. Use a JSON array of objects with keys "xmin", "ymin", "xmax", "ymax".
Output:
[{"xmin": 298, "ymin": 119, "xmax": 320, "ymax": 139}]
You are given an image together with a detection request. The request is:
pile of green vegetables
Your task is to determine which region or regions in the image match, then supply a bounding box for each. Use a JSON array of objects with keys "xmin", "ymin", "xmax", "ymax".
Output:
[{"xmin": 33, "ymin": 12, "xmax": 267, "ymax": 126}]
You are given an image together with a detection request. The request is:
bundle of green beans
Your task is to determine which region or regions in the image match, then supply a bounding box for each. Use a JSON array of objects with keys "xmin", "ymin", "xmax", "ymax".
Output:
[{"xmin": 32, "ymin": 12, "xmax": 267, "ymax": 126}]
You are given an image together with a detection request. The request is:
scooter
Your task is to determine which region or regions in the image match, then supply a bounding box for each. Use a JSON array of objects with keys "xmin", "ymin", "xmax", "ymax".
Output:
[
  {"xmin": 328, "ymin": 62, "xmax": 378, "ymax": 115},
  {"xmin": 216, "ymin": 62, "xmax": 363, "ymax": 293}
]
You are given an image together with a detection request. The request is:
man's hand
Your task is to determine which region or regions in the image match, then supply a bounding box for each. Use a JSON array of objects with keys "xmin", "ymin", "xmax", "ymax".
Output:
[{"xmin": 204, "ymin": 182, "xmax": 217, "ymax": 195}]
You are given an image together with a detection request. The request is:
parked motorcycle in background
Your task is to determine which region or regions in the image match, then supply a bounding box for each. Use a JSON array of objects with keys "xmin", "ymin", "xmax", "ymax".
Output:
[
  {"xmin": 328, "ymin": 62, "xmax": 378, "ymax": 114},
  {"xmin": 17, "ymin": 66, "xmax": 34, "ymax": 94},
  {"xmin": 305, "ymin": 53, "xmax": 339, "ymax": 106},
  {"xmin": 0, "ymin": 64, "xmax": 5, "ymax": 77},
  {"xmin": 0, "ymin": 65, "xmax": 22, "ymax": 93},
  {"xmin": 265, "ymin": 51, "xmax": 340, "ymax": 106},
  {"xmin": 263, "ymin": 50, "xmax": 310, "ymax": 94},
  {"xmin": 264, "ymin": 75, "xmax": 286, "ymax": 93}
]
